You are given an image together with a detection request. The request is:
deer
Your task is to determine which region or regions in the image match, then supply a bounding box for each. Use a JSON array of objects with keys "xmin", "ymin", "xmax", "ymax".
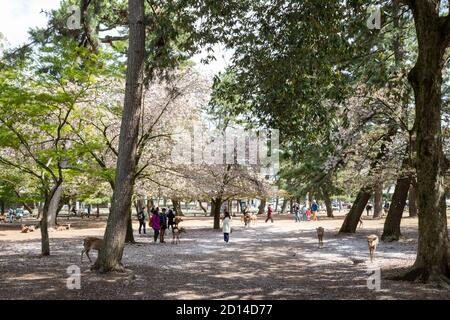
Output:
[
  {"xmin": 367, "ymin": 234, "xmax": 379, "ymax": 262},
  {"xmin": 56, "ymin": 224, "xmax": 71, "ymax": 231},
  {"xmin": 21, "ymin": 224, "xmax": 35, "ymax": 233},
  {"xmin": 316, "ymin": 227, "xmax": 325, "ymax": 248},
  {"xmin": 242, "ymin": 214, "xmax": 252, "ymax": 227},
  {"xmin": 0, "ymin": 214, "xmax": 6, "ymax": 223},
  {"xmin": 172, "ymin": 226, "xmax": 186, "ymax": 244},
  {"xmin": 81, "ymin": 237, "xmax": 103, "ymax": 263}
]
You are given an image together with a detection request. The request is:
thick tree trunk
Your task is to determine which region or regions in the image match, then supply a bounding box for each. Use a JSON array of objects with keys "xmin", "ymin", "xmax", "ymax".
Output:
[
  {"xmin": 93, "ymin": 0, "xmax": 145, "ymax": 273},
  {"xmin": 381, "ymin": 175, "xmax": 410, "ymax": 242},
  {"xmin": 339, "ymin": 189, "xmax": 371, "ymax": 233},
  {"xmin": 96, "ymin": 204, "xmax": 100, "ymax": 218},
  {"xmin": 395, "ymin": 2, "xmax": 450, "ymax": 283},
  {"xmin": 0, "ymin": 201, "xmax": 4, "ymax": 215},
  {"xmin": 322, "ymin": 188, "xmax": 334, "ymax": 218},
  {"xmin": 211, "ymin": 198, "xmax": 222, "ymax": 230},
  {"xmin": 258, "ymin": 198, "xmax": 266, "ymax": 215},
  {"xmin": 281, "ymin": 199, "xmax": 288, "ymax": 213},
  {"xmin": 125, "ymin": 209, "xmax": 135, "ymax": 243},
  {"xmin": 408, "ymin": 183, "xmax": 418, "ymax": 217},
  {"xmin": 373, "ymin": 182, "xmax": 383, "ymax": 218},
  {"xmin": 172, "ymin": 199, "xmax": 184, "ymax": 216},
  {"xmin": 275, "ymin": 197, "xmax": 279, "ymax": 212}
]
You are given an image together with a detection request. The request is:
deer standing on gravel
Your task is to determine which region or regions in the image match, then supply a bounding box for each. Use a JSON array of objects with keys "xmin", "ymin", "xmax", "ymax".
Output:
[
  {"xmin": 367, "ymin": 234, "xmax": 379, "ymax": 262},
  {"xmin": 81, "ymin": 237, "xmax": 103, "ymax": 263},
  {"xmin": 316, "ymin": 227, "xmax": 324, "ymax": 248}
]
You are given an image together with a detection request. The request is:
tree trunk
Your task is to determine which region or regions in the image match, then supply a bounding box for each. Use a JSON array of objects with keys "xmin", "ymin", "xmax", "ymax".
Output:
[
  {"xmin": 275, "ymin": 197, "xmax": 279, "ymax": 212},
  {"xmin": 258, "ymin": 198, "xmax": 266, "ymax": 215},
  {"xmin": 0, "ymin": 201, "xmax": 4, "ymax": 215},
  {"xmin": 172, "ymin": 199, "xmax": 184, "ymax": 216},
  {"xmin": 46, "ymin": 183, "xmax": 63, "ymax": 228},
  {"xmin": 40, "ymin": 182, "xmax": 62, "ymax": 256},
  {"xmin": 93, "ymin": 0, "xmax": 145, "ymax": 273},
  {"xmin": 281, "ymin": 199, "xmax": 288, "ymax": 213},
  {"xmin": 381, "ymin": 174, "xmax": 410, "ymax": 242},
  {"xmin": 322, "ymin": 187, "xmax": 334, "ymax": 218},
  {"xmin": 211, "ymin": 198, "xmax": 222, "ymax": 230},
  {"xmin": 339, "ymin": 189, "xmax": 371, "ymax": 233},
  {"xmin": 373, "ymin": 182, "xmax": 383, "ymax": 218},
  {"xmin": 198, "ymin": 200, "xmax": 207, "ymax": 213},
  {"xmin": 125, "ymin": 209, "xmax": 135, "ymax": 243},
  {"xmin": 96, "ymin": 204, "xmax": 100, "ymax": 218},
  {"xmin": 393, "ymin": 2, "xmax": 450, "ymax": 283},
  {"xmin": 408, "ymin": 183, "xmax": 418, "ymax": 217}
]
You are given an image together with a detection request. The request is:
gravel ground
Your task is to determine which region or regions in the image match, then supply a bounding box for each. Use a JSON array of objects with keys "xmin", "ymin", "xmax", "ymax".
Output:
[{"xmin": 0, "ymin": 213, "xmax": 449, "ymax": 300}]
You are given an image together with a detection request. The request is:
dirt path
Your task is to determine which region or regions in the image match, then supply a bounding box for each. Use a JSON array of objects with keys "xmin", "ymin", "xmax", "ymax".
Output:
[{"xmin": 0, "ymin": 214, "xmax": 449, "ymax": 299}]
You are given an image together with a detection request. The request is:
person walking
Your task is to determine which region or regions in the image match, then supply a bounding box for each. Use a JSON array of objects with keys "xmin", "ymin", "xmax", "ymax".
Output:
[
  {"xmin": 137, "ymin": 208, "xmax": 147, "ymax": 235},
  {"xmin": 265, "ymin": 204, "xmax": 274, "ymax": 223},
  {"xmin": 151, "ymin": 208, "xmax": 161, "ymax": 243},
  {"xmin": 167, "ymin": 207, "xmax": 175, "ymax": 232},
  {"xmin": 223, "ymin": 211, "xmax": 232, "ymax": 243},
  {"xmin": 311, "ymin": 201, "xmax": 319, "ymax": 221},
  {"xmin": 366, "ymin": 203, "xmax": 373, "ymax": 216},
  {"xmin": 159, "ymin": 208, "xmax": 168, "ymax": 243},
  {"xmin": 293, "ymin": 203, "xmax": 300, "ymax": 222}
]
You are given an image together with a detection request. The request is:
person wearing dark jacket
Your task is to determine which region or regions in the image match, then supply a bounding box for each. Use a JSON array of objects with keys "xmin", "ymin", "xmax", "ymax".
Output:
[
  {"xmin": 137, "ymin": 209, "xmax": 146, "ymax": 235},
  {"xmin": 159, "ymin": 208, "xmax": 168, "ymax": 243},
  {"xmin": 167, "ymin": 208, "xmax": 175, "ymax": 231}
]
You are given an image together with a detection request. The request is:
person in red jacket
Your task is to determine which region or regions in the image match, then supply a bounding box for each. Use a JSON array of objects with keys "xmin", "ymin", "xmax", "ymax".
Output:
[{"xmin": 265, "ymin": 204, "xmax": 274, "ymax": 223}]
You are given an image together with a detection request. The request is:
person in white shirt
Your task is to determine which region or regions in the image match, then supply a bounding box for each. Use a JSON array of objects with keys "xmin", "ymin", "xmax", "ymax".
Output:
[{"xmin": 222, "ymin": 211, "xmax": 231, "ymax": 243}]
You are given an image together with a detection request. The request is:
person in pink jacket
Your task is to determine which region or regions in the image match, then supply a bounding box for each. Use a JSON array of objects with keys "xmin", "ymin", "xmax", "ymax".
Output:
[{"xmin": 151, "ymin": 208, "xmax": 161, "ymax": 243}]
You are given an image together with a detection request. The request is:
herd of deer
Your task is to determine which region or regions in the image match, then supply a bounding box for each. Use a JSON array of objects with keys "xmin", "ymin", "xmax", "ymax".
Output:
[{"xmin": 81, "ymin": 216, "xmax": 186, "ymax": 263}]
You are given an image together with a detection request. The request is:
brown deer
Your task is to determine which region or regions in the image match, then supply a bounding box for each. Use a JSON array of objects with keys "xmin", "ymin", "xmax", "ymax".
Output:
[
  {"xmin": 21, "ymin": 225, "xmax": 34, "ymax": 233},
  {"xmin": 81, "ymin": 237, "xmax": 103, "ymax": 263},
  {"xmin": 172, "ymin": 226, "xmax": 186, "ymax": 244},
  {"xmin": 316, "ymin": 227, "xmax": 325, "ymax": 248},
  {"xmin": 367, "ymin": 234, "xmax": 379, "ymax": 262}
]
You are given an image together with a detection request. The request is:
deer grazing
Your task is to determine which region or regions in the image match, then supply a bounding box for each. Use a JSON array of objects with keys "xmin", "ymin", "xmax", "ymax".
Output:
[
  {"xmin": 21, "ymin": 224, "xmax": 35, "ymax": 233},
  {"xmin": 316, "ymin": 227, "xmax": 324, "ymax": 248},
  {"xmin": 172, "ymin": 226, "xmax": 186, "ymax": 244},
  {"xmin": 81, "ymin": 237, "xmax": 103, "ymax": 263},
  {"xmin": 367, "ymin": 234, "xmax": 379, "ymax": 262}
]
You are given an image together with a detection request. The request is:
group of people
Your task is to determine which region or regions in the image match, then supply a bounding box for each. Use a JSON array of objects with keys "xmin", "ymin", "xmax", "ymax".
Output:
[
  {"xmin": 292, "ymin": 201, "xmax": 319, "ymax": 222},
  {"xmin": 137, "ymin": 206, "xmax": 176, "ymax": 243}
]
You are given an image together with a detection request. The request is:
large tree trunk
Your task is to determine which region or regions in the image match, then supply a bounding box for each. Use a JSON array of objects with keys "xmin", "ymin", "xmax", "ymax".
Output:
[
  {"xmin": 211, "ymin": 198, "xmax": 222, "ymax": 230},
  {"xmin": 258, "ymin": 198, "xmax": 266, "ymax": 215},
  {"xmin": 280, "ymin": 199, "xmax": 288, "ymax": 213},
  {"xmin": 93, "ymin": 0, "xmax": 145, "ymax": 273},
  {"xmin": 408, "ymin": 183, "xmax": 418, "ymax": 217},
  {"xmin": 0, "ymin": 201, "xmax": 4, "ymax": 215},
  {"xmin": 125, "ymin": 209, "xmax": 135, "ymax": 243},
  {"xmin": 381, "ymin": 175, "xmax": 410, "ymax": 242},
  {"xmin": 172, "ymin": 199, "xmax": 184, "ymax": 216},
  {"xmin": 373, "ymin": 182, "xmax": 383, "ymax": 218},
  {"xmin": 321, "ymin": 187, "xmax": 334, "ymax": 218},
  {"xmin": 395, "ymin": 2, "xmax": 450, "ymax": 283},
  {"xmin": 339, "ymin": 189, "xmax": 371, "ymax": 233}
]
